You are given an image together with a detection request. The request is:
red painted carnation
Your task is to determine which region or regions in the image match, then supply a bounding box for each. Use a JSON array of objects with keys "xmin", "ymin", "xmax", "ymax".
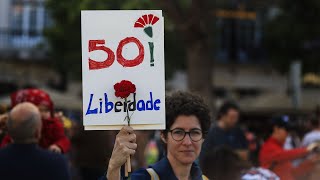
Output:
[{"xmin": 114, "ymin": 80, "xmax": 136, "ymax": 99}]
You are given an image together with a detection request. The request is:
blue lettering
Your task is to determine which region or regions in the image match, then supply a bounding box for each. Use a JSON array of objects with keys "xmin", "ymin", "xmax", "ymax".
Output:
[
  {"xmin": 99, "ymin": 99, "xmax": 102, "ymax": 114},
  {"xmin": 154, "ymin": 99, "xmax": 160, "ymax": 110},
  {"xmin": 146, "ymin": 92, "xmax": 153, "ymax": 110},
  {"xmin": 128, "ymin": 93, "xmax": 137, "ymax": 111},
  {"xmin": 104, "ymin": 93, "xmax": 114, "ymax": 113},
  {"xmin": 86, "ymin": 94, "xmax": 98, "ymax": 115},
  {"xmin": 137, "ymin": 100, "xmax": 146, "ymax": 111}
]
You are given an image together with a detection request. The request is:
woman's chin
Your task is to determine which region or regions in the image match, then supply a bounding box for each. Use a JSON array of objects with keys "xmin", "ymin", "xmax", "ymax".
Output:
[{"xmin": 179, "ymin": 157, "xmax": 196, "ymax": 165}]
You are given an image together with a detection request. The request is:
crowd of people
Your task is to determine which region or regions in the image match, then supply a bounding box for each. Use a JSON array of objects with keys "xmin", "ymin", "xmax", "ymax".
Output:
[{"xmin": 1, "ymin": 88, "xmax": 320, "ymax": 180}]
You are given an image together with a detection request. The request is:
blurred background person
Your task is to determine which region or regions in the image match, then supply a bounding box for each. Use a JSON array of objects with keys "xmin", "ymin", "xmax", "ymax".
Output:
[
  {"xmin": 302, "ymin": 115, "xmax": 320, "ymax": 147},
  {"xmin": 0, "ymin": 102, "xmax": 70, "ymax": 180},
  {"xmin": 200, "ymin": 146, "xmax": 279, "ymax": 180},
  {"xmin": 201, "ymin": 101, "xmax": 248, "ymax": 161},
  {"xmin": 144, "ymin": 131, "xmax": 163, "ymax": 166},
  {"xmin": 0, "ymin": 113, "xmax": 8, "ymax": 141},
  {"xmin": 0, "ymin": 88, "xmax": 70, "ymax": 153},
  {"xmin": 201, "ymin": 145, "xmax": 250, "ymax": 180},
  {"xmin": 301, "ymin": 115, "xmax": 320, "ymax": 180},
  {"xmin": 259, "ymin": 115, "xmax": 320, "ymax": 180},
  {"xmin": 0, "ymin": 104, "xmax": 10, "ymax": 142}
]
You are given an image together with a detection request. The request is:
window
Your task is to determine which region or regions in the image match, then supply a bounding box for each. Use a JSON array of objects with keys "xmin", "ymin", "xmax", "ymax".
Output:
[
  {"xmin": 215, "ymin": 17, "xmax": 257, "ymax": 63},
  {"xmin": 214, "ymin": 3, "xmax": 265, "ymax": 63},
  {"xmin": 11, "ymin": 2, "xmax": 23, "ymax": 35},
  {"xmin": 10, "ymin": 0, "xmax": 47, "ymax": 37}
]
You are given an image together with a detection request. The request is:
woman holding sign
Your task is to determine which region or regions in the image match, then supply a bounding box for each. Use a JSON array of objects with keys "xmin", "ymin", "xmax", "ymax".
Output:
[{"xmin": 104, "ymin": 91, "xmax": 211, "ymax": 180}]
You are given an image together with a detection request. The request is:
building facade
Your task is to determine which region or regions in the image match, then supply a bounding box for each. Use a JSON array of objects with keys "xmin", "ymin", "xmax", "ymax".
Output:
[{"xmin": 0, "ymin": 0, "xmax": 49, "ymax": 60}]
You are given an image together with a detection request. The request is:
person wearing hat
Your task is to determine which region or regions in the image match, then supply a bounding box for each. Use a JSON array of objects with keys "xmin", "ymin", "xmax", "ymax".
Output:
[
  {"xmin": 0, "ymin": 89, "xmax": 70, "ymax": 153},
  {"xmin": 259, "ymin": 115, "xmax": 320, "ymax": 180}
]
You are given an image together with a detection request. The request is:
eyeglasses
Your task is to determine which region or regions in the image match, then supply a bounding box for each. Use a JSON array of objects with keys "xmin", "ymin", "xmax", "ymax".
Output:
[{"xmin": 168, "ymin": 128, "xmax": 203, "ymax": 142}]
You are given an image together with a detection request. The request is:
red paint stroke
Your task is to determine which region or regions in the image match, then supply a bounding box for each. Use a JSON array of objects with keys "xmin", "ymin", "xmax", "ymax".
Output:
[
  {"xmin": 148, "ymin": 14, "xmax": 154, "ymax": 24},
  {"xmin": 134, "ymin": 14, "xmax": 160, "ymax": 28},
  {"xmin": 134, "ymin": 22, "xmax": 144, "ymax": 28},
  {"xmin": 117, "ymin": 37, "xmax": 144, "ymax": 67},
  {"xmin": 88, "ymin": 40, "xmax": 115, "ymax": 70},
  {"xmin": 142, "ymin": 15, "xmax": 149, "ymax": 24},
  {"xmin": 151, "ymin": 16, "xmax": 159, "ymax": 25},
  {"xmin": 137, "ymin": 17, "xmax": 145, "ymax": 26}
]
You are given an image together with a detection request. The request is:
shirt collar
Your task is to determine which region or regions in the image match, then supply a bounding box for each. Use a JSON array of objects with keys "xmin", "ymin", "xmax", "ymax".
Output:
[{"xmin": 151, "ymin": 156, "xmax": 203, "ymax": 180}]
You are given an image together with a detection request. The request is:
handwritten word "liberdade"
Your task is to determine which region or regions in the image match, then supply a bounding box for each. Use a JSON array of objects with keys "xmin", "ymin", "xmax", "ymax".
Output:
[{"xmin": 86, "ymin": 92, "xmax": 160, "ymax": 115}]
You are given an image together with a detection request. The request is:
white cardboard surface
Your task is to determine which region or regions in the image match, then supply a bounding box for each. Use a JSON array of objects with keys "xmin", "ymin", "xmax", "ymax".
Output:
[{"xmin": 81, "ymin": 10, "xmax": 165, "ymax": 130}]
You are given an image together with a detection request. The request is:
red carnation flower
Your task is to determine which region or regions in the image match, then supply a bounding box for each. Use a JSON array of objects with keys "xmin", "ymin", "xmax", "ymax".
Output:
[
  {"xmin": 113, "ymin": 80, "xmax": 136, "ymax": 126},
  {"xmin": 114, "ymin": 80, "xmax": 136, "ymax": 99}
]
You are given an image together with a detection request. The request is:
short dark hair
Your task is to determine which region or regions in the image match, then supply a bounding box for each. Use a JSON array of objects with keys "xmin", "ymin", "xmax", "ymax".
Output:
[
  {"xmin": 216, "ymin": 101, "xmax": 239, "ymax": 120},
  {"xmin": 310, "ymin": 115, "xmax": 320, "ymax": 128},
  {"xmin": 164, "ymin": 91, "xmax": 211, "ymax": 137}
]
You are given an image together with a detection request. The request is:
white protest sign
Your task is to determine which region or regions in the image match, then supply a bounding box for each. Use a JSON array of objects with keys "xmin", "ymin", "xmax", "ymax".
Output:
[{"xmin": 81, "ymin": 10, "xmax": 165, "ymax": 130}]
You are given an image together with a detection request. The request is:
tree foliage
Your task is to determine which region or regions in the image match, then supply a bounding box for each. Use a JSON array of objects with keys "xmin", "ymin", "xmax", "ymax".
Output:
[
  {"xmin": 265, "ymin": 0, "xmax": 320, "ymax": 73},
  {"xmin": 45, "ymin": 0, "xmax": 188, "ymax": 90},
  {"xmin": 45, "ymin": 0, "xmax": 214, "ymax": 102}
]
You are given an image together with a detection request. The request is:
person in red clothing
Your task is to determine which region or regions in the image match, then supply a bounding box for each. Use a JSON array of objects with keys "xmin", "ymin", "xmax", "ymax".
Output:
[
  {"xmin": 259, "ymin": 115, "xmax": 320, "ymax": 180},
  {"xmin": 0, "ymin": 88, "xmax": 70, "ymax": 153}
]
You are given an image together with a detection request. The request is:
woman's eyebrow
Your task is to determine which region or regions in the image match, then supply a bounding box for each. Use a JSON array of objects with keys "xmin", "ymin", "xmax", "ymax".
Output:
[
  {"xmin": 172, "ymin": 127, "xmax": 202, "ymax": 131},
  {"xmin": 190, "ymin": 128, "xmax": 202, "ymax": 130}
]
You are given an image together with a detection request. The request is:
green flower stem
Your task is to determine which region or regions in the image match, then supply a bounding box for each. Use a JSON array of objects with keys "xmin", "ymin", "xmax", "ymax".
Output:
[{"xmin": 125, "ymin": 98, "xmax": 130, "ymax": 126}]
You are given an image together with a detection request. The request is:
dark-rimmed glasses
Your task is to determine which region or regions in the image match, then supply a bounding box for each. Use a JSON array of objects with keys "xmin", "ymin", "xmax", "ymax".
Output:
[{"xmin": 168, "ymin": 128, "xmax": 203, "ymax": 142}]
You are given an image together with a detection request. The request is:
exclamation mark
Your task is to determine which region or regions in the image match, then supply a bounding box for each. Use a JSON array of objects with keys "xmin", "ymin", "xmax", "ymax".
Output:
[{"xmin": 148, "ymin": 42, "xmax": 154, "ymax": 67}]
